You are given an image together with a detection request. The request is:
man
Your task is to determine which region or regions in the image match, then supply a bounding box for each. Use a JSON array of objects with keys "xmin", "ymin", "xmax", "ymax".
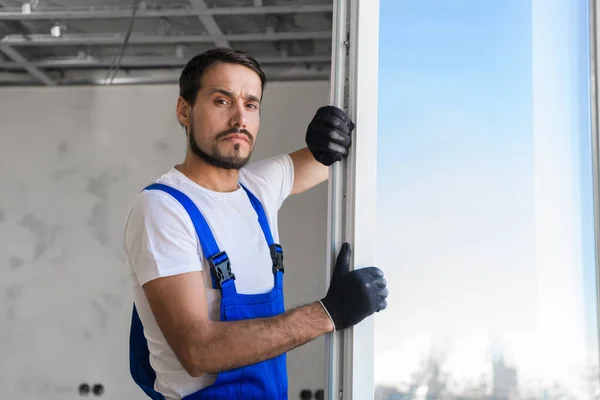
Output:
[{"xmin": 123, "ymin": 48, "xmax": 389, "ymax": 400}]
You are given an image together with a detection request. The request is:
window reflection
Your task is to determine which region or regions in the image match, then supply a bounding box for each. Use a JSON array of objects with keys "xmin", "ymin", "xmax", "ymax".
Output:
[{"xmin": 374, "ymin": 1, "xmax": 599, "ymax": 399}]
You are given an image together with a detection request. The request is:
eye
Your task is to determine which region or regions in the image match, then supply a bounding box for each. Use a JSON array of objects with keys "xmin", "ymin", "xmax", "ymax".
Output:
[
  {"xmin": 216, "ymin": 98, "xmax": 229, "ymax": 105},
  {"xmin": 246, "ymin": 103, "xmax": 258, "ymax": 109}
]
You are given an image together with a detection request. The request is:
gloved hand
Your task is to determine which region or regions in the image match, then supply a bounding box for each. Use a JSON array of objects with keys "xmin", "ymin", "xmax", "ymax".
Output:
[
  {"xmin": 320, "ymin": 243, "xmax": 388, "ymax": 331},
  {"xmin": 306, "ymin": 105, "xmax": 354, "ymax": 166}
]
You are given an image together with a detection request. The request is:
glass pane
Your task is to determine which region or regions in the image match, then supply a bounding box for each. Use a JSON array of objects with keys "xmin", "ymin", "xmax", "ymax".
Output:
[{"xmin": 374, "ymin": 1, "xmax": 599, "ymax": 399}]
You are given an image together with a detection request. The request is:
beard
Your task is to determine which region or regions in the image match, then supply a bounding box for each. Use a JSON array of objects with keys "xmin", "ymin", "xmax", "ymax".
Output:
[{"xmin": 188, "ymin": 122, "xmax": 254, "ymax": 170}]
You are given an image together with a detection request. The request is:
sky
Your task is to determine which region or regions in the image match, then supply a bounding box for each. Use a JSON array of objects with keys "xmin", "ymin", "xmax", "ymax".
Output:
[{"xmin": 373, "ymin": 0, "xmax": 597, "ymax": 396}]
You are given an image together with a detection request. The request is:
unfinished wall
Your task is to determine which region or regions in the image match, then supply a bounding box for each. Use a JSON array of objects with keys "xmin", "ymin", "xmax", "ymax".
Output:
[{"xmin": 0, "ymin": 81, "xmax": 330, "ymax": 399}]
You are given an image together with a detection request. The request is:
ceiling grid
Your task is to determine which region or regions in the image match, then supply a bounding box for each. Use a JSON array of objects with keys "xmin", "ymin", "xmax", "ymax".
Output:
[{"xmin": 0, "ymin": 0, "xmax": 333, "ymax": 85}]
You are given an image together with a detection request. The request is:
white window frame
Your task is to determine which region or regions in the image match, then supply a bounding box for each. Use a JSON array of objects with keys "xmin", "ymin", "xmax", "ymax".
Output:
[
  {"xmin": 325, "ymin": 0, "xmax": 380, "ymax": 398},
  {"xmin": 326, "ymin": 0, "xmax": 600, "ymax": 398}
]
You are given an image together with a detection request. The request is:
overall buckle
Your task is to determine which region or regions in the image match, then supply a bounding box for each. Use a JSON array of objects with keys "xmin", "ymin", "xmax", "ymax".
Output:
[
  {"xmin": 208, "ymin": 251, "xmax": 235, "ymax": 288},
  {"xmin": 269, "ymin": 244, "xmax": 284, "ymax": 274}
]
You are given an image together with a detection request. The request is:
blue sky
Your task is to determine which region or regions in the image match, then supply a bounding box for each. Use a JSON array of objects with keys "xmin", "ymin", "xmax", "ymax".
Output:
[{"xmin": 374, "ymin": 0, "xmax": 597, "ymax": 393}]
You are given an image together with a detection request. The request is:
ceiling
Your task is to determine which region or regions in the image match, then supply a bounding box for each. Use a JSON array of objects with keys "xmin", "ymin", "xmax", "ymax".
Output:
[{"xmin": 0, "ymin": 0, "xmax": 333, "ymax": 86}]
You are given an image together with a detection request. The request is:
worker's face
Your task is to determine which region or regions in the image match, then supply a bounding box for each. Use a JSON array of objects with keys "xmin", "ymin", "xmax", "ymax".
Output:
[{"xmin": 183, "ymin": 62, "xmax": 262, "ymax": 170}]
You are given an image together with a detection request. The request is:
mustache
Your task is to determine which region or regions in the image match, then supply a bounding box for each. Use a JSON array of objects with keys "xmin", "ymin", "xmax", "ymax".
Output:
[{"xmin": 215, "ymin": 127, "xmax": 253, "ymax": 143}]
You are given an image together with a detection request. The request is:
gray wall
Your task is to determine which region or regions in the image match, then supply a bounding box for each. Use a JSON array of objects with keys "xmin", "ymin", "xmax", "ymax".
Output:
[{"xmin": 0, "ymin": 81, "xmax": 330, "ymax": 399}]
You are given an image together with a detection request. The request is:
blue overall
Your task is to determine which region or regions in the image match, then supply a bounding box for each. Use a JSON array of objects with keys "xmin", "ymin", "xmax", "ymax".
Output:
[{"xmin": 129, "ymin": 183, "xmax": 288, "ymax": 400}]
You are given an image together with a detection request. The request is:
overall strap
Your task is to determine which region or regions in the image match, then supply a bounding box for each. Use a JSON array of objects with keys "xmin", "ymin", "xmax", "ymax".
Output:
[
  {"xmin": 144, "ymin": 183, "xmax": 234, "ymax": 290},
  {"xmin": 240, "ymin": 184, "xmax": 284, "ymax": 277}
]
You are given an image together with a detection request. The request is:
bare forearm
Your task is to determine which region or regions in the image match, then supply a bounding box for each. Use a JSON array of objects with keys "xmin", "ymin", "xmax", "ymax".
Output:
[
  {"xmin": 289, "ymin": 147, "xmax": 329, "ymax": 195},
  {"xmin": 188, "ymin": 302, "xmax": 333, "ymax": 375}
]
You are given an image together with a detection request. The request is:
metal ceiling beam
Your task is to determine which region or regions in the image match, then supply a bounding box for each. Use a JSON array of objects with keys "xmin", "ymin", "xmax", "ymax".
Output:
[
  {"xmin": 81, "ymin": 70, "xmax": 330, "ymax": 85},
  {"xmin": 190, "ymin": 0, "xmax": 229, "ymax": 48},
  {"xmin": 0, "ymin": 31, "xmax": 332, "ymax": 46},
  {"xmin": 0, "ymin": 1, "xmax": 51, "ymax": 85},
  {"xmin": 0, "ymin": 43, "xmax": 55, "ymax": 85},
  {"xmin": 0, "ymin": 4, "xmax": 333, "ymax": 20},
  {"xmin": 0, "ymin": 54, "xmax": 331, "ymax": 69},
  {"xmin": 0, "ymin": 66, "xmax": 330, "ymax": 86}
]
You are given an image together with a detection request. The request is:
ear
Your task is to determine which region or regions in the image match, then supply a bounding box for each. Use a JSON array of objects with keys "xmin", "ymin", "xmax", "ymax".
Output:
[{"xmin": 176, "ymin": 97, "xmax": 191, "ymax": 126}]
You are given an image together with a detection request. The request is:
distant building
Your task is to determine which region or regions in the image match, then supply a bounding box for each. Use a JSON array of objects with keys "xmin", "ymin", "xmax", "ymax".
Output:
[
  {"xmin": 491, "ymin": 356, "xmax": 518, "ymax": 400},
  {"xmin": 375, "ymin": 385, "xmax": 409, "ymax": 400}
]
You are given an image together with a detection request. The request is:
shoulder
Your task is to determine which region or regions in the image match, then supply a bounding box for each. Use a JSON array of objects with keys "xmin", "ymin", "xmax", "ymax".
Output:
[
  {"xmin": 130, "ymin": 172, "xmax": 188, "ymax": 218},
  {"xmin": 123, "ymin": 173, "xmax": 198, "ymax": 245},
  {"xmin": 242, "ymin": 153, "xmax": 294, "ymax": 180},
  {"xmin": 238, "ymin": 154, "xmax": 294, "ymax": 210},
  {"xmin": 127, "ymin": 188, "xmax": 186, "ymax": 222},
  {"xmin": 123, "ymin": 177, "xmax": 203, "ymax": 286},
  {"xmin": 128, "ymin": 169, "xmax": 196, "ymax": 215}
]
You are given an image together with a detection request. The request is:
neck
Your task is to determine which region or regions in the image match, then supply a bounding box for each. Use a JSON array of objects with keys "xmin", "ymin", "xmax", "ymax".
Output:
[{"xmin": 176, "ymin": 153, "xmax": 241, "ymax": 193}]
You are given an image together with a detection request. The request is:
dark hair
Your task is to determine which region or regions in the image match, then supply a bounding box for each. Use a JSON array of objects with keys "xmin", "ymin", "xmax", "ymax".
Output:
[{"xmin": 179, "ymin": 48, "xmax": 267, "ymax": 106}]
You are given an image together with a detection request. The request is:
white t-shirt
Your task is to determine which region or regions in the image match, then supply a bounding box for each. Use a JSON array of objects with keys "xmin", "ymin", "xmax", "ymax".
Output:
[{"xmin": 122, "ymin": 154, "xmax": 295, "ymax": 400}]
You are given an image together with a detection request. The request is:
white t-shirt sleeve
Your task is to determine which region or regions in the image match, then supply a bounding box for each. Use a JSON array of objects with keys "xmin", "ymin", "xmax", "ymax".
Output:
[
  {"xmin": 123, "ymin": 190, "xmax": 202, "ymax": 287},
  {"xmin": 242, "ymin": 153, "xmax": 295, "ymax": 211}
]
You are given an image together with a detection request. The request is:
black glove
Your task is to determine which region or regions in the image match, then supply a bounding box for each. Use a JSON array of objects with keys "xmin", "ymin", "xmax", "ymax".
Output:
[
  {"xmin": 306, "ymin": 105, "xmax": 354, "ymax": 166},
  {"xmin": 320, "ymin": 243, "xmax": 388, "ymax": 331}
]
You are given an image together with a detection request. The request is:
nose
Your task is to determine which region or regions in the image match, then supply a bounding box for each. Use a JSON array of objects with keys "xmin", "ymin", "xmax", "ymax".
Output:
[{"xmin": 229, "ymin": 101, "xmax": 248, "ymax": 129}]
